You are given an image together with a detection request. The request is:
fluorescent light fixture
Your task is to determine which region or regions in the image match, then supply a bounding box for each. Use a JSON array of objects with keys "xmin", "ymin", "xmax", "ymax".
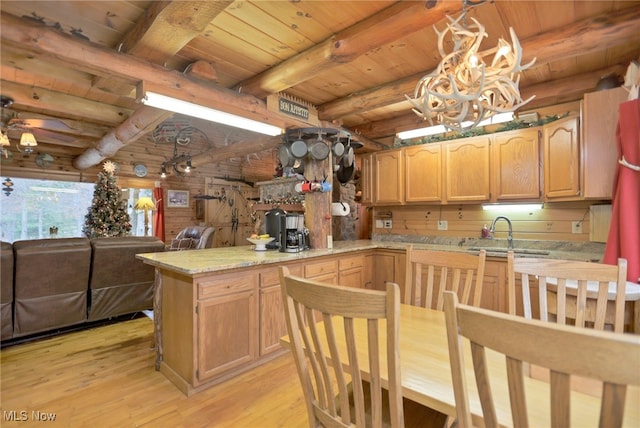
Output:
[
  {"xmin": 475, "ymin": 112, "xmax": 515, "ymax": 127},
  {"xmin": 397, "ymin": 112, "xmax": 515, "ymax": 140},
  {"xmin": 397, "ymin": 125, "xmax": 447, "ymax": 140},
  {"xmin": 482, "ymin": 203, "xmax": 543, "ymax": 213},
  {"xmin": 141, "ymin": 92, "xmax": 283, "ymax": 136}
]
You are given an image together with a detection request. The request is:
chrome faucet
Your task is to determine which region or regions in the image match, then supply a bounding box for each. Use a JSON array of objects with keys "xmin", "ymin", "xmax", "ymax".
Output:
[{"xmin": 489, "ymin": 216, "xmax": 514, "ymax": 249}]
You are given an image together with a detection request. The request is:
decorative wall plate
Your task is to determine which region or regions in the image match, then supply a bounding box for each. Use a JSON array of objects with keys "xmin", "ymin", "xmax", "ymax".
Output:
[{"xmin": 134, "ymin": 163, "xmax": 148, "ymax": 177}]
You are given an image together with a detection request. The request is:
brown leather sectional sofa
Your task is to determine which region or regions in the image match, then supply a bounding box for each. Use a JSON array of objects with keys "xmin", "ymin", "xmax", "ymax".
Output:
[{"xmin": 1, "ymin": 236, "xmax": 164, "ymax": 342}]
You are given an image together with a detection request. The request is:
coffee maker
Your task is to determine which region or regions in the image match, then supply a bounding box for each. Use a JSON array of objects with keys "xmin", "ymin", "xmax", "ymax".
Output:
[
  {"xmin": 264, "ymin": 207, "xmax": 286, "ymax": 250},
  {"xmin": 279, "ymin": 214, "xmax": 310, "ymax": 253}
]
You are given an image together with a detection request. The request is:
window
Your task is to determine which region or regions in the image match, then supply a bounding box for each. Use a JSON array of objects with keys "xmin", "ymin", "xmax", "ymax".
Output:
[{"xmin": 0, "ymin": 178, "xmax": 152, "ymax": 242}]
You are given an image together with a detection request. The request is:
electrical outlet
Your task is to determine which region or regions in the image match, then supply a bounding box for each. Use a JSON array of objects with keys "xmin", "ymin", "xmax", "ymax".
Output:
[
  {"xmin": 375, "ymin": 219, "xmax": 384, "ymax": 229},
  {"xmin": 383, "ymin": 220, "xmax": 393, "ymax": 229},
  {"xmin": 571, "ymin": 221, "xmax": 582, "ymax": 234},
  {"xmin": 437, "ymin": 220, "xmax": 448, "ymax": 231}
]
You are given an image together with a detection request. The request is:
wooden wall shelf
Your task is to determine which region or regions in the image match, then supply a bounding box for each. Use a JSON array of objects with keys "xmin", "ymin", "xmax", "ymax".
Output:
[{"xmin": 252, "ymin": 203, "xmax": 304, "ymax": 212}]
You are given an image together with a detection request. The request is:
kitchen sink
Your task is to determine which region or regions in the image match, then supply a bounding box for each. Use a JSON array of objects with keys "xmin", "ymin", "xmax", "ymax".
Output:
[{"xmin": 466, "ymin": 247, "xmax": 551, "ymax": 256}]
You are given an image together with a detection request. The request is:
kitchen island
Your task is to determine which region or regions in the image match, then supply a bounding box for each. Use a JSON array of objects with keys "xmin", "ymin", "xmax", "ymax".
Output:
[
  {"xmin": 136, "ymin": 238, "xmax": 613, "ymax": 395},
  {"xmin": 136, "ymin": 240, "xmax": 382, "ymax": 395}
]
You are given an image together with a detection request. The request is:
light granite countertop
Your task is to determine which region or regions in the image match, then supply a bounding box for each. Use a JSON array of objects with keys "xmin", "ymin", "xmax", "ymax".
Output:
[{"xmin": 136, "ymin": 238, "xmax": 605, "ymax": 276}]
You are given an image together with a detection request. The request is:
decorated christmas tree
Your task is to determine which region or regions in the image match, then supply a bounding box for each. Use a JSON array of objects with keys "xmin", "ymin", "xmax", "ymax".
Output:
[{"xmin": 82, "ymin": 161, "xmax": 132, "ymax": 238}]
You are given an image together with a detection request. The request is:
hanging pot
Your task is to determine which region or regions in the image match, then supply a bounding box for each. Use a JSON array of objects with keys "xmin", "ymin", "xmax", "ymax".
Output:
[
  {"xmin": 278, "ymin": 144, "xmax": 293, "ymax": 167},
  {"xmin": 309, "ymin": 139, "xmax": 330, "ymax": 160},
  {"xmin": 342, "ymin": 145, "xmax": 355, "ymax": 167},
  {"xmin": 292, "ymin": 158, "xmax": 305, "ymax": 174},
  {"xmin": 332, "ymin": 140, "xmax": 345, "ymax": 157},
  {"xmin": 336, "ymin": 161, "xmax": 355, "ymax": 184},
  {"xmin": 290, "ymin": 139, "xmax": 308, "ymax": 158}
]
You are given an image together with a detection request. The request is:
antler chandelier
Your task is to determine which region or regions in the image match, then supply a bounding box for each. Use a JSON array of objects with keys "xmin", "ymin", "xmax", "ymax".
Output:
[{"xmin": 406, "ymin": 1, "xmax": 536, "ymax": 132}]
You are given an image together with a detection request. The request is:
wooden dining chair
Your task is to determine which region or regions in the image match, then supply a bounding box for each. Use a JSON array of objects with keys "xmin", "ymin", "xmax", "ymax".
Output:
[
  {"xmin": 404, "ymin": 246, "xmax": 487, "ymax": 310},
  {"xmin": 507, "ymin": 252, "xmax": 628, "ymax": 332},
  {"xmin": 279, "ymin": 266, "xmax": 441, "ymax": 428},
  {"xmin": 443, "ymin": 291, "xmax": 640, "ymax": 428}
]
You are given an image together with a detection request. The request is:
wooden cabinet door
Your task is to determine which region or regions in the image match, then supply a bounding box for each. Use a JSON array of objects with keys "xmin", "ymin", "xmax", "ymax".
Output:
[
  {"xmin": 339, "ymin": 254, "xmax": 365, "ymax": 288},
  {"xmin": 581, "ymin": 87, "xmax": 627, "ymax": 199},
  {"xmin": 374, "ymin": 149, "xmax": 404, "ymax": 205},
  {"xmin": 543, "ymin": 116, "xmax": 580, "ymax": 199},
  {"xmin": 444, "ymin": 136, "xmax": 491, "ymax": 202},
  {"xmin": 369, "ymin": 250, "xmax": 405, "ymax": 293},
  {"xmin": 197, "ymin": 289, "xmax": 257, "ymax": 381},
  {"xmin": 371, "ymin": 252, "xmax": 395, "ymax": 291},
  {"xmin": 339, "ymin": 267, "xmax": 364, "ymax": 288},
  {"xmin": 404, "ymin": 144, "xmax": 443, "ymax": 203},
  {"xmin": 492, "ymin": 128, "xmax": 541, "ymax": 201},
  {"xmin": 360, "ymin": 153, "xmax": 374, "ymax": 204},
  {"xmin": 259, "ymin": 285, "xmax": 286, "ymax": 355},
  {"xmin": 257, "ymin": 265, "xmax": 301, "ymax": 356}
]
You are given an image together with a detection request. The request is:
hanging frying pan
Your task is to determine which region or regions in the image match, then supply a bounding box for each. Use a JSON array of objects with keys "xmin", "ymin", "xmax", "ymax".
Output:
[
  {"xmin": 336, "ymin": 161, "xmax": 355, "ymax": 184},
  {"xmin": 309, "ymin": 139, "xmax": 330, "ymax": 160},
  {"xmin": 342, "ymin": 145, "xmax": 355, "ymax": 167},
  {"xmin": 290, "ymin": 139, "xmax": 308, "ymax": 158},
  {"xmin": 332, "ymin": 139, "xmax": 345, "ymax": 157},
  {"xmin": 278, "ymin": 144, "xmax": 293, "ymax": 167}
]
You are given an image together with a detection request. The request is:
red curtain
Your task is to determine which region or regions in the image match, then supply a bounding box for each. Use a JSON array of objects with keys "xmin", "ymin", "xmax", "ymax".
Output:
[
  {"xmin": 603, "ymin": 98, "xmax": 640, "ymax": 283},
  {"xmin": 153, "ymin": 185, "xmax": 165, "ymax": 242}
]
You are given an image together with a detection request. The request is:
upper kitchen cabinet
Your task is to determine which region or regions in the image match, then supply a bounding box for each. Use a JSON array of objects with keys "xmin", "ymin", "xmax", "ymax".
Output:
[
  {"xmin": 581, "ymin": 87, "xmax": 629, "ymax": 199},
  {"xmin": 404, "ymin": 143, "xmax": 443, "ymax": 203},
  {"xmin": 359, "ymin": 153, "xmax": 374, "ymax": 205},
  {"xmin": 444, "ymin": 135, "xmax": 492, "ymax": 202},
  {"xmin": 374, "ymin": 148, "xmax": 404, "ymax": 205},
  {"xmin": 492, "ymin": 128, "xmax": 542, "ymax": 201},
  {"xmin": 543, "ymin": 115, "xmax": 580, "ymax": 200}
]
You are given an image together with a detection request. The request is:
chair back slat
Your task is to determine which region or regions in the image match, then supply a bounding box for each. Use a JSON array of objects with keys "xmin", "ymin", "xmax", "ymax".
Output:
[
  {"xmin": 505, "ymin": 357, "xmax": 528, "ymax": 428},
  {"xmin": 443, "ymin": 291, "xmax": 640, "ymax": 428},
  {"xmin": 508, "ymin": 253, "xmax": 628, "ymax": 333},
  {"xmin": 279, "ymin": 266, "xmax": 404, "ymax": 428},
  {"xmin": 550, "ymin": 371, "xmax": 571, "ymax": 428},
  {"xmin": 404, "ymin": 246, "xmax": 487, "ymax": 310}
]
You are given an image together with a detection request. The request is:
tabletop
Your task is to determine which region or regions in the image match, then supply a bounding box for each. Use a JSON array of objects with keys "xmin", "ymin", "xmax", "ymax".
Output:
[{"xmin": 281, "ymin": 304, "xmax": 640, "ymax": 427}]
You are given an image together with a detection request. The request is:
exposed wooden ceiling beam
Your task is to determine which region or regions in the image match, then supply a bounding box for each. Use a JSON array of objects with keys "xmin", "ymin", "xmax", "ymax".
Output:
[
  {"xmin": 72, "ymin": 107, "xmax": 171, "ymax": 169},
  {"xmin": 0, "ymin": 79, "xmax": 132, "ymax": 125},
  {"xmin": 235, "ymin": 0, "xmax": 463, "ymax": 99},
  {"xmin": 1, "ymin": 11, "xmax": 333, "ymax": 170},
  {"xmin": 83, "ymin": 1, "xmax": 233, "ymax": 168},
  {"xmin": 93, "ymin": 1, "xmax": 232, "ymax": 94},
  {"xmin": 317, "ymin": 5, "xmax": 640, "ymax": 122},
  {"xmin": 0, "ymin": 13, "xmax": 304, "ymax": 129}
]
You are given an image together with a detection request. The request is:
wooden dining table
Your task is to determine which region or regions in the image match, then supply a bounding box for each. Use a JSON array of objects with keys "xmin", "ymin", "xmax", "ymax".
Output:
[{"xmin": 281, "ymin": 304, "xmax": 640, "ymax": 427}]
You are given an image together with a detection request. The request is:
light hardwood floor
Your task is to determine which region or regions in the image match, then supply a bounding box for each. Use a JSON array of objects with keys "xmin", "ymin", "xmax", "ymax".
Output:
[{"xmin": 0, "ymin": 317, "xmax": 308, "ymax": 427}]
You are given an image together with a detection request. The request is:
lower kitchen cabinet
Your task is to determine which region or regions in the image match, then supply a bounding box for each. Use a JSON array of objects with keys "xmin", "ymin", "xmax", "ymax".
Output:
[
  {"xmin": 366, "ymin": 250, "xmax": 405, "ymax": 293},
  {"xmin": 338, "ymin": 254, "xmax": 366, "ymax": 288},
  {"xmin": 482, "ymin": 258, "xmax": 507, "ymax": 312},
  {"xmin": 305, "ymin": 258, "xmax": 339, "ymax": 283},
  {"xmin": 258, "ymin": 265, "xmax": 302, "ymax": 356},
  {"xmin": 197, "ymin": 289, "xmax": 256, "ymax": 381}
]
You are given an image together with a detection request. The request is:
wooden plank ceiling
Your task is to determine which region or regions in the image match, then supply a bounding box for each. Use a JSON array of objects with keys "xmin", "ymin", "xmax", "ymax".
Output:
[{"xmin": 1, "ymin": 0, "xmax": 639, "ymax": 171}]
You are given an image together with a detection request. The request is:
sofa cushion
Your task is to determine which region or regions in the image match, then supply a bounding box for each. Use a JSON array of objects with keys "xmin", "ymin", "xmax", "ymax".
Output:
[
  {"xmin": 13, "ymin": 237, "xmax": 91, "ymax": 337},
  {"xmin": 1, "ymin": 241, "xmax": 14, "ymax": 340},
  {"xmin": 88, "ymin": 236, "xmax": 165, "ymax": 321}
]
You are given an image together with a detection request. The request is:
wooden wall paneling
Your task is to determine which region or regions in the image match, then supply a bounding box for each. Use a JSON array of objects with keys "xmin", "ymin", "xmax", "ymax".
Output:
[{"xmin": 373, "ymin": 200, "xmax": 597, "ymax": 242}]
